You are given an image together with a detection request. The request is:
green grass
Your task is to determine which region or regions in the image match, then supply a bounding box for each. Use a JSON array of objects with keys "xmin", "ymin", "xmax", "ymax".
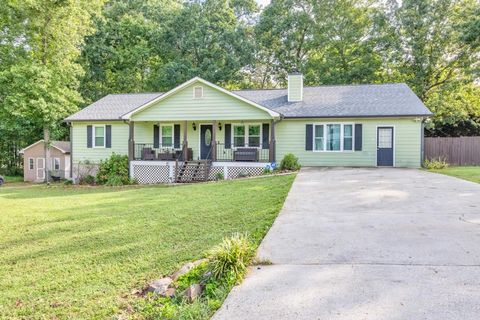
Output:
[
  {"xmin": 428, "ymin": 166, "xmax": 480, "ymax": 183},
  {"xmin": 3, "ymin": 175, "xmax": 24, "ymax": 183},
  {"xmin": 0, "ymin": 174, "xmax": 295, "ymax": 319}
]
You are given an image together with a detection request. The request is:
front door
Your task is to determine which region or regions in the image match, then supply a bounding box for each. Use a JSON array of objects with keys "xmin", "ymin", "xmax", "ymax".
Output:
[
  {"xmin": 200, "ymin": 125, "xmax": 213, "ymax": 160},
  {"xmin": 36, "ymin": 158, "xmax": 45, "ymax": 181},
  {"xmin": 377, "ymin": 127, "xmax": 394, "ymax": 166}
]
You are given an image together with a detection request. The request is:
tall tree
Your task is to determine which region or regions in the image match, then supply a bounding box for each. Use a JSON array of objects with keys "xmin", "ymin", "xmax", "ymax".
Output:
[
  {"xmin": 0, "ymin": 0, "xmax": 104, "ymax": 179},
  {"xmin": 254, "ymin": 0, "xmax": 315, "ymax": 86},
  {"xmin": 155, "ymin": 0, "xmax": 258, "ymax": 89},
  {"xmin": 79, "ymin": 0, "xmax": 180, "ymax": 105},
  {"xmin": 305, "ymin": 0, "xmax": 387, "ymax": 85},
  {"xmin": 385, "ymin": 0, "xmax": 479, "ymax": 100}
]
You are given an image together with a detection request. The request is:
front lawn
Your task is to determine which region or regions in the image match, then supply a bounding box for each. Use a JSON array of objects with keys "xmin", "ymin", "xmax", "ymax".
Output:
[
  {"xmin": 0, "ymin": 175, "xmax": 295, "ymax": 319},
  {"xmin": 428, "ymin": 166, "xmax": 480, "ymax": 183}
]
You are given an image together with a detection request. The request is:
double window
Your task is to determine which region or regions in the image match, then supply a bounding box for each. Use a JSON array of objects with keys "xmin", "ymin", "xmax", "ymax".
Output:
[
  {"xmin": 161, "ymin": 125, "xmax": 173, "ymax": 147},
  {"xmin": 93, "ymin": 125, "xmax": 105, "ymax": 148},
  {"xmin": 314, "ymin": 123, "xmax": 353, "ymax": 151},
  {"xmin": 233, "ymin": 124, "xmax": 261, "ymax": 147}
]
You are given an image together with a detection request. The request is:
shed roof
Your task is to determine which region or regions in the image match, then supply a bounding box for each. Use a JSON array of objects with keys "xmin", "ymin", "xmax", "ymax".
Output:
[{"xmin": 19, "ymin": 140, "xmax": 71, "ymax": 154}]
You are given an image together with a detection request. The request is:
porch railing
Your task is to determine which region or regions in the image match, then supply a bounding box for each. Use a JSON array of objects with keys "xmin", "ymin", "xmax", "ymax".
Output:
[
  {"xmin": 216, "ymin": 142, "xmax": 271, "ymax": 162},
  {"xmin": 134, "ymin": 143, "xmax": 190, "ymax": 161}
]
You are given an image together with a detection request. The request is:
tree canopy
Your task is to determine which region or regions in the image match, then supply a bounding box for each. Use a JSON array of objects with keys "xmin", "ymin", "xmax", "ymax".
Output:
[{"xmin": 0, "ymin": 0, "xmax": 479, "ymax": 173}]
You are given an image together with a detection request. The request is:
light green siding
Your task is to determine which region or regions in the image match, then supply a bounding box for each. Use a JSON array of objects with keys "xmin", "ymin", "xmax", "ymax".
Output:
[
  {"xmin": 275, "ymin": 118, "xmax": 422, "ymax": 168},
  {"xmin": 72, "ymin": 121, "xmax": 128, "ymax": 163},
  {"xmin": 287, "ymin": 74, "xmax": 303, "ymax": 101},
  {"xmin": 131, "ymin": 81, "xmax": 272, "ymax": 121}
]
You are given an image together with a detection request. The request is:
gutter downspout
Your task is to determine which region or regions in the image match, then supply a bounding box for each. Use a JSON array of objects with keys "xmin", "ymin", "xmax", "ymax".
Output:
[{"xmin": 421, "ymin": 118, "xmax": 426, "ymax": 167}]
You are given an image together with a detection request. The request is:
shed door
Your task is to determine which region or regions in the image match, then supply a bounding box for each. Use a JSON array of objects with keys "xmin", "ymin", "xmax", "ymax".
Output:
[
  {"xmin": 36, "ymin": 158, "xmax": 45, "ymax": 181},
  {"xmin": 377, "ymin": 127, "xmax": 394, "ymax": 166}
]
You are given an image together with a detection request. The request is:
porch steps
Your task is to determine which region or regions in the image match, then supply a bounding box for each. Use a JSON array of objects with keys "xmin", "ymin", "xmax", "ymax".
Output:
[{"xmin": 175, "ymin": 161, "xmax": 212, "ymax": 183}]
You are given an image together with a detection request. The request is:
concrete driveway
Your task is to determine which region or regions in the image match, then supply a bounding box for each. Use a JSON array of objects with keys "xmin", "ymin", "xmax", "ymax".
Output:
[{"xmin": 213, "ymin": 168, "xmax": 480, "ymax": 320}]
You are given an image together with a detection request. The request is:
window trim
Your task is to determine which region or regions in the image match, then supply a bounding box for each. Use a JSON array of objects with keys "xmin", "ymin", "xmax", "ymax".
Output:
[
  {"xmin": 93, "ymin": 125, "xmax": 106, "ymax": 148},
  {"xmin": 231, "ymin": 123, "xmax": 263, "ymax": 149},
  {"xmin": 28, "ymin": 157, "xmax": 34, "ymax": 170},
  {"xmin": 312, "ymin": 123, "xmax": 355, "ymax": 153},
  {"xmin": 160, "ymin": 124, "xmax": 174, "ymax": 148},
  {"xmin": 52, "ymin": 157, "xmax": 61, "ymax": 171},
  {"xmin": 193, "ymin": 86, "xmax": 203, "ymax": 99}
]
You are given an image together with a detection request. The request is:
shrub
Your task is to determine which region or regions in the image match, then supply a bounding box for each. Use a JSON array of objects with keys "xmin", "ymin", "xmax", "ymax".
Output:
[
  {"xmin": 279, "ymin": 153, "xmax": 301, "ymax": 171},
  {"xmin": 208, "ymin": 233, "xmax": 254, "ymax": 285},
  {"xmin": 63, "ymin": 179, "xmax": 73, "ymax": 186},
  {"xmin": 424, "ymin": 157, "xmax": 449, "ymax": 170},
  {"xmin": 96, "ymin": 153, "xmax": 131, "ymax": 185},
  {"xmin": 79, "ymin": 175, "xmax": 95, "ymax": 185},
  {"xmin": 215, "ymin": 172, "xmax": 224, "ymax": 181}
]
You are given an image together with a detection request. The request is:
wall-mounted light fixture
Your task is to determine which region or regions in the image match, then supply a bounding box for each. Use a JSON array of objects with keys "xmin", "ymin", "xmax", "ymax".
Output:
[
  {"xmin": 218, "ymin": 122, "xmax": 222, "ymax": 131},
  {"xmin": 192, "ymin": 122, "xmax": 197, "ymax": 131}
]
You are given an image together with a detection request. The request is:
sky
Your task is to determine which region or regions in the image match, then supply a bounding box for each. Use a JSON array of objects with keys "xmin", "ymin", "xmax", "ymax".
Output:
[{"xmin": 256, "ymin": 0, "xmax": 271, "ymax": 7}]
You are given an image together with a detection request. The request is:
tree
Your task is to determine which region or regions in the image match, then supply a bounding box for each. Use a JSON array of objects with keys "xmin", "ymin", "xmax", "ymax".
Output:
[
  {"xmin": 155, "ymin": 0, "xmax": 258, "ymax": 89},
  {"xmin": 79, "ymin": 0, "xmax": 179, "ymax": 105},
  {"xmin": 384, "ymin": 0, "xmax": 479, "ymax": 100},
  {"xmin": 305, "ymin": 0, "xmax": 387, "ymax": 85},
  {"xmin": 255, "ymin": 0, "xmax": 316, "ymax": 86},
  {"xmin": 0, "ymin": 0, "xmax": 104, "ymax": 179}
]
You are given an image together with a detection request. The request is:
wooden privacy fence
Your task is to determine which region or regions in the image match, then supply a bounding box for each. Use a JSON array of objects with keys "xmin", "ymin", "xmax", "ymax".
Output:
[{"xmin": 425, "ymin": 136, "xmax": 480, "ymax": 165}]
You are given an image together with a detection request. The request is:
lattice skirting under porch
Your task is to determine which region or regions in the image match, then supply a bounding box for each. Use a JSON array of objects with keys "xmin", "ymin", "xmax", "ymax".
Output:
[
  {"xmin": 131, "ymin": 162, "xmax": 175, "ymax": 184},
  {"xmin": 130, "ymin": 161, "xmax": 273, "ymax": 184}
]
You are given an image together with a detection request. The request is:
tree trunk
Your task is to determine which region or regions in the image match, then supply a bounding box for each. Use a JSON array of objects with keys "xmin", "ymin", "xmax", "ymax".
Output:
[{"xmin": 44, "ymin": 126, "xmax": 51, "ymax": 183}]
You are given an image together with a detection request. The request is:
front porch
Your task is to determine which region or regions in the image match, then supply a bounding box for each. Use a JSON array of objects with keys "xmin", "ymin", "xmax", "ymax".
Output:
[
  {"xmin": 128, "ymin": 120, "xmax": 276, "ymax": 162},
  {"xmin": 127, "ymin": 120, "xmax": 276, "ymax": 183}
]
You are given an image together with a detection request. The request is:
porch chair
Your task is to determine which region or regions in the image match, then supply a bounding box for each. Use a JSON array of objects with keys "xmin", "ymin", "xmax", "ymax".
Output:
[
  {"xmin": 233, "ymin": 148, "xmax": 258, "ymax": 162},
  {"xmin": 141, "ymin": 147, "xmax": 155, "ymax": 160}
]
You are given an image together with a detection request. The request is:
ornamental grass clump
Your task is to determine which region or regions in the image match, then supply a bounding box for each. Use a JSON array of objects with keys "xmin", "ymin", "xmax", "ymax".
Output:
[
  {"xmin": 208, "ymin": 233, "xmax": 254, "ymax": 285},
  {"xmin": 424, "ymin": 157, "xmax": 449, "ymax": 170}
]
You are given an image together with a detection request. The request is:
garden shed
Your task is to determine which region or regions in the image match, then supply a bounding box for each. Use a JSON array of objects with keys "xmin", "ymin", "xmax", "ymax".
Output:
[{"xmin": 19, "ymin": 140, "xmax": 71, "ymax": 182}]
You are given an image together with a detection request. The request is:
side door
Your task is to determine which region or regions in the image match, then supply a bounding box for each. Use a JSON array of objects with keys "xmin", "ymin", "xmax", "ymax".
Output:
[
  {"xmin": 36, "ymin": 158, "xmax": 45, "ymax": 181},
  {"xmin": 377, "ymin": 127, "xmax": 394, "ymax": 166}
]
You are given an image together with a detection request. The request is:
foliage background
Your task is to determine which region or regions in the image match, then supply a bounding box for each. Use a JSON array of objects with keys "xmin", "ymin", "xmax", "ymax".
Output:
[{"xmin": 1, "ymin": 0, "xmax": 479, "ymax": 173}]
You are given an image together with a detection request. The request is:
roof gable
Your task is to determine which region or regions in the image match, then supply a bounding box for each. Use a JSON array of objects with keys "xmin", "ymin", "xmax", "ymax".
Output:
[
  {"xmin": 124, "ymin": 77, "xmax": 279, "ymax": 120},
  {"xmin": 128, "ymin": 78, "xmax": 279, "ymax": 121},
  {"xmin": 19, "ymin": 140, "xmax": 71, "ymax": 154}
]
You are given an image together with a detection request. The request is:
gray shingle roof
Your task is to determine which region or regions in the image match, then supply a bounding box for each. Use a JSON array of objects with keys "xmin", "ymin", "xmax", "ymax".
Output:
[
  {"xmin": 233, "ymin": 83, "xmax": 432, "ymax": 118},
  {"xmin": 65, "ymin": 93, "xmax": 163, "ymax": 121},
  {"xmin": 51, "ymin": 141, "xmax": 71, "ymax": 153},
  {"xmin": 65, "ymin": 83, "xmax": 431, "ymax": 121}
]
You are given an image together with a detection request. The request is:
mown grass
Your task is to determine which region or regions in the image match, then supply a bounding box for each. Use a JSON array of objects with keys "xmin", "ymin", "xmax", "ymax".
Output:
[
  {"xmin": 3, "ymin": 175, "xmax": 24, "ymax": 183},
  {"xmin": 428, "ymin": 166, "xmax": 480, "ymax": 184},
  {"xmin": 0, "ymin": 174, "xmax": 295, "ymax": 319}
]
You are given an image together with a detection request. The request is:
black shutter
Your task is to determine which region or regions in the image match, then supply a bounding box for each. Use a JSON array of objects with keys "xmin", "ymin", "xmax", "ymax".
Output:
[
  {"xmin": 87, "ymin": 125, "xmax": 92, "ymax": 148},
  {"xmin": 174, "ymin": 124, "xmax": 181, "ymax": 148},
  {"xmin": 354, "ymin": 124, "xmax": 362, "ymax": 151},
  {"xmin": 262, "ymin": 123, "xmax": 270, "ymax": 149},
  {"xmin": 105, "ymin": 125, "xmax": 112, "ymax": 148},
  {"xmin": 153, "ymin": 125, "xmax": 159, "ymax": 148},
  {"xmin": 224, "ymin": 124, "xmax": 231, "ymax": 149},
  {"xmin": 305, "ymin": 124, "xmax": 313, "ymax": 151}
]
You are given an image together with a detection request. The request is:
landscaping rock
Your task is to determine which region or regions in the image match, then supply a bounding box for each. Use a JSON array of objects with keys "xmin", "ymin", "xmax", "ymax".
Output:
[
  {"xmin": 182, "ymin": 284, "xmax": 203, "ymax": 302},
  {"xmin": 146, "ymin": 277, "xmax": 172, "ymax": 295},
  {"xmin": 172, "ymin": 259, "xmax": 208, "ymax": 281},
  {"xmin": 164, "ymin": 288, "xmax": 176, "ymax": 298}
]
